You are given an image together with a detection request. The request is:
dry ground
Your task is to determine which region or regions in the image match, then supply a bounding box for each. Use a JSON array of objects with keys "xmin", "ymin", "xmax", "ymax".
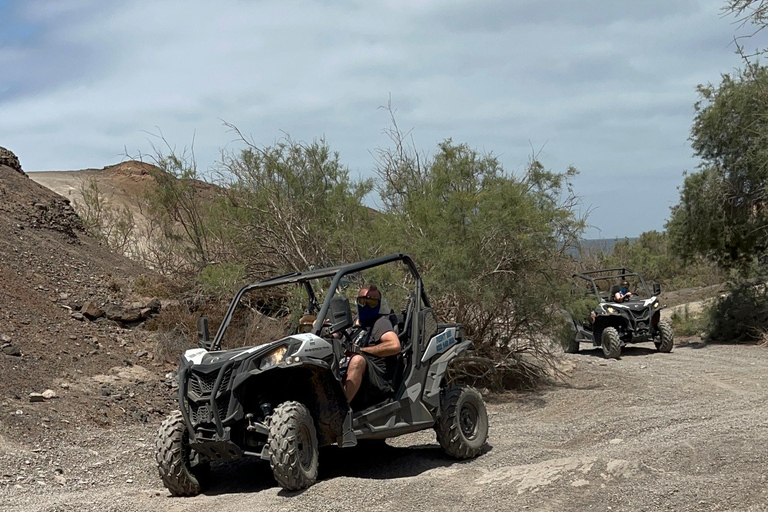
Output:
[{"xmin": 2, "ymin": 339, "xmax": 767, "ymax": 512}]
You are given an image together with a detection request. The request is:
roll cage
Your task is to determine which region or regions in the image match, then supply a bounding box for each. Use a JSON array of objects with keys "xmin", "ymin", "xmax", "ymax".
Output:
[
  {"xmin": 572, "ymin": 267, "xmax": 651, "ymax": 301},
  {"xmin": 209, "ymin": 253, "xmax": 431, "ymax": 352}
]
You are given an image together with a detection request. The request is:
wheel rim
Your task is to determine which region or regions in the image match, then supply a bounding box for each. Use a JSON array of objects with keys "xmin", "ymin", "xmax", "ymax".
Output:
[
  {"xmin": 459, "ymin": 402, "xmax": 479, "ymax": 440},
  {"xmin": 297, "ymin": 424, "xmax": 313, "ymax": 470}
]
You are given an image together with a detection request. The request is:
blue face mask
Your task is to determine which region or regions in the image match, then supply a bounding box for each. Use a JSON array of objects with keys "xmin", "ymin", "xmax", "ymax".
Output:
[
  {"xmin": 358, "ymin": 303, "xmax": 381, "ymax": 324},
  {"xmin": 620, "ymin": 287, "xmax": 629, "ymax": 294}
]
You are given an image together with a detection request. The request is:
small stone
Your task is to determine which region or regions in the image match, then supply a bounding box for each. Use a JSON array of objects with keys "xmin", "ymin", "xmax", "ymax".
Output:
[
  {"xmin": 136, "ymin": 350, "xmax": 147, "ymax": 358},
  {"xmin": 640, "ymin": 365, "xmax": 647, "ymax": 369},
  {"xmin": 2, "ymin": 346, "xmax": 21, "ymax": 357},
  {"xmin": 571, "ymin": 479, "xmax": 590, "ymax": 487},
  {"xmin": 29, "ymin": 393, "xmax": 45, "ymax": 403},
  {"xmin": 70, "ymin": 312, "xmax": 85, "ymax": 321},
  {"xmin": 0, "ymin": 335, "xmax": 10, "ymax": 343},
  {"xmin": 609, "ymin": 438, "xmax": 623, "ymax": 445},
  {"xmin": 15, "ymin": 410, "xmax": 23, "ymax": 415},
  {"xmin": 41, "ymin": 389, "xmax": 57, "ymax": 399},
  {"xmin": 54, "ymin": 474, "xmax": 66, "ymax": 485},
  {"xmin": 60, "ymin": 383, "xmax": 70, "ymax": 389},
  {"xmin": 126, "ymin": 478, "xmax": 133, "ymax": 484}
]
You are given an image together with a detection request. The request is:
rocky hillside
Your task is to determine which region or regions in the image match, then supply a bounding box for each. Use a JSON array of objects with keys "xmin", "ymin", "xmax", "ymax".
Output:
[{"xmin": 0, "ymin": 148, "xmax": 175, "ymax": 445}]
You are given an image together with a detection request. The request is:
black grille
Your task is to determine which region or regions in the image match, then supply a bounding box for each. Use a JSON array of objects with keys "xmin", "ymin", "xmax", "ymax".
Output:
[
  {"xmin": 191, "ymin": 404, "xmax": 211, "ymax": 424},
  {"xmin": 189, "ymin": 367, "xmax": 232, "ymax": 396},
  {"xmin": 190, "ymin": 400, "xmax": 230, "ymax": 425}
]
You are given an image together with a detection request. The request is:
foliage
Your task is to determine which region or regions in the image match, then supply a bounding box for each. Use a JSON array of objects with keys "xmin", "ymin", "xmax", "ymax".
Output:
[
  {"xmin": 705, "ymin": 280, "xmax": 768, "ymax": 342},
  {"xmin": 599, "ymin": 230, "xmax": 725, "ymax": 290},
  {"xmin": 217, "ymin": 130, "xmax": 375, "ymax": 279},
  {"xmin": 669, "ymin": 305, "xmax": 706, "ymax": 337},
  {"xmin": 373, "ymin": 117, "xmax": 586, "ymax": 375},
  {"xmin": 197, "ymin": 262, "xmax": 246, "ymax": 298},
  {"xmin": 77, "ymin": 176, "xmax": 136, "ymax": 254},
  {"xmin": 667, "ymin": 66, "xmax": 768, "ymax": 273}
]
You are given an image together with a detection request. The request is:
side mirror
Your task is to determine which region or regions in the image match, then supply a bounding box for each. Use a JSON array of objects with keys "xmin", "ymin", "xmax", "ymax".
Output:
[
  {"xmin": 327, "ymin": 296, "xmax": 352, "ymax": 334},
  {"xmin": 197, "ymin": 317, "xmax": 210, "ymax": 348},
  {"xmin": 652, "ymin": 283, "xmax": 661, "ymax": 296}
]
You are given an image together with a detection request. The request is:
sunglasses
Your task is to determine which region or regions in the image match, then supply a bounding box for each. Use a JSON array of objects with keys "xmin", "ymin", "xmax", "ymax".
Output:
[{"xmin": 356, "ymin": 296, "xmax": 380, "ymax": 308}]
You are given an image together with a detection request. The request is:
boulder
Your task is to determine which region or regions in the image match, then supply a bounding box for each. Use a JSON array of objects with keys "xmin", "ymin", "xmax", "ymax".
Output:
[
  {"xmin": 105, "ymin": 306, "xmax": 142, "ymax": 324},
  {"xmin": 0, "ymin": 146, "xmax": 23, "ymax": 174},
  {"xmin": 81, "ymin": 301, "xmax": 104, "ymax": 320}
]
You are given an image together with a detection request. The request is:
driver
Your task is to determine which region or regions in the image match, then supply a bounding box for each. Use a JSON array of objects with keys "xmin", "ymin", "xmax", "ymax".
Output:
[
  {"xmin": 614, "ymin": 280, "xmax": 632, "ymax": 302},
  {"xmin": 342, "ymin": 285, "xmax": 401, "ymax": 409}
]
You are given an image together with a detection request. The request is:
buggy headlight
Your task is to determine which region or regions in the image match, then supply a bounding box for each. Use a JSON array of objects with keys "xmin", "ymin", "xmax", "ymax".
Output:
[
  {"xmin": 606, "ymin": 307, "xmax": 616, "ymax": 314},
  {"xmin": 653, "ymin": 301, "xmax": 659, "ymax": 309},
  {"xmin": 260, "ymin": 345, "xmax": 288, "ymax": 370}
]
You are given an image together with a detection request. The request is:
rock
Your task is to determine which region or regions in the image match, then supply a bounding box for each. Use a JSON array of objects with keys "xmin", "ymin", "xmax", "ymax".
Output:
[
  {"xmin": 70, "ymin": 312, "xmax": 85, "ymax": 321},
  {"xmin": 81, "ymin": 301, "xmax": 104, "ymax": 320},
  {"xmin": 41, "ymin": 389, "xmax": 57, "ymax": 399},
  {"xmin": 105, "ymin": 306, "xmax": 142, "ymax": 324},
  {"xmin": 29, "ymin": 393, "xmax": 45, "ymax": 403},
  {"xmin": 139, "ymin": 308, "xmax": 152, "ymax": 319},
  {"xmin": 53, "ymin": 474, "xmax": 66, "ymax": 485},
  {"xmin": 136, "ymin": 350, "xmax": 147, "ymax": 358},
  {"xmin": 145, "ymin": 298, "xmax": 161, "ymax": 313},
  {"xmin": 60, "ymin": 382, "xmax": 70, "ymax": 389},
  {"xmin": 0, "ymin": 146, "xmax": 23, "ymax": 174},
  {"xmin": 0, "ymin": 335, "xmax": 10, "ymax": 343},
  {"xmin": 2, "ymin": 346, "xmax": 21, "ymax": 357}
]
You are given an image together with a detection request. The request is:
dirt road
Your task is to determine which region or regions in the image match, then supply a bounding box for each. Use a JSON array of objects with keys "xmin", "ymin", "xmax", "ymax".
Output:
[{"xmin": 3, "ymin": 340, "xmax": 768, "ymax": 511}]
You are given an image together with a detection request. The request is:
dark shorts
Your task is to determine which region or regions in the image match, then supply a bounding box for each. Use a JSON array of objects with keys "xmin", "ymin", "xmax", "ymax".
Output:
[{"xmin": 350, "ymin": 354, "xmax": 394, "ymax": 410}]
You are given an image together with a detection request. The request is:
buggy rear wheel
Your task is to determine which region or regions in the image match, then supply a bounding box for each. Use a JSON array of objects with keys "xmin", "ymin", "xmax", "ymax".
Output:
[
  {"xmin": 655, "ymin": 320, "xmax": 674, "ymax": 353},
  {"xmin": 601, "ymin": 327, "xmax": 622, "ymax": 359},
  {"xmin": 435, "ymin": 385, "xmax": 488, "ymax": 459},
  {"xmin": 268, "ymin": 401, "xmax": 319, "ymax": 491},
  {"xmin": 155, "ymin": 410, "xmax": 209, "ymax": 496}
]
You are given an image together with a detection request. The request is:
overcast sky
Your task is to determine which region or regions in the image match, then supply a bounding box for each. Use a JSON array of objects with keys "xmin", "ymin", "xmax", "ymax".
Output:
[{"xmin": 1, "ymin": 0, "xmax": 765, "ymax": 238}]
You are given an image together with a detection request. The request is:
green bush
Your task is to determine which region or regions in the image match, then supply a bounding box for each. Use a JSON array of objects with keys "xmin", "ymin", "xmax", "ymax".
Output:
[
  {"xmin": 705, "ymin": 280, "xmax": 768, "ymax": 342},
  {"xmin": 669, "ymin": 305, "xmax": 706, "ymax": 337},
  {"xmin": 197, "ymin": 263, "xmax": 246, "ymax": 298}
]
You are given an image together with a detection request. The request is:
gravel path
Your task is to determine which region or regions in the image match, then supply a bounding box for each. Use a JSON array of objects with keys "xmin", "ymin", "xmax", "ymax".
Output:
[{"xmin": 3, "ymin": 341, "xmax": 768, "ymax": 511}]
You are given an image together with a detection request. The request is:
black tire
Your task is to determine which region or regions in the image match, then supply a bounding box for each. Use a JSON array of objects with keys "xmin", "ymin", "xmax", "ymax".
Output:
[
  {"xmin": 268, "ymin": 401, "xmax": 319, "ymax": 491},
  {"xmin": 655, "ymin": 320, "xmax": 674, "ymax": 353},
  {"xmin": 435, "ymin": 386, "xmax": 489, "ymax": 459},
  {"xmin": 601, "ymin": 327, "xmax": 621, "ymax": 359},
  {"xmin": 155, "ymin": 410, "xmax": 208, "ymax": 497}
]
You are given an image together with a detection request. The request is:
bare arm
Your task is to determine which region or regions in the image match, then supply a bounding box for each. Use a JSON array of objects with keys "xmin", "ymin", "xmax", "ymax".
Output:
[{"xmin": 360, "ymin": 331, "xmax": 400, "ymax": 357}]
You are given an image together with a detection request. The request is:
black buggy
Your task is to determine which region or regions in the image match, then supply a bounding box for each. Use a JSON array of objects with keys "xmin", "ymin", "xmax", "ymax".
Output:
[
  {"xmin": 565, "ymin": 268, "xmax": 674, "ymax": 359},
  {"xmin": 155, "ymin": 254, "xmax": 489, "ymax": 494}
]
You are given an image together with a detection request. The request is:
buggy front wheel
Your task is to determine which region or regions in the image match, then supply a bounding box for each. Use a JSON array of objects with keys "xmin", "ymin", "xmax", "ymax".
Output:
[
  {"xmin": 601, "ymin": 327, "xmax": 622, "ymax": 359},
  {"xmin": 654, "ymin": 320, "xmax": 674, "ymax": 353},
  {"xmin": 268, "ymin": 401, "xmax": 319, "ymax": 491},
  {"xmin": 435, "ymin": 386, "xmax": 489, "ymax": 459},
  {"xmin": 155, "ymin": 410, "xmax": 209, "ymax": 496}
]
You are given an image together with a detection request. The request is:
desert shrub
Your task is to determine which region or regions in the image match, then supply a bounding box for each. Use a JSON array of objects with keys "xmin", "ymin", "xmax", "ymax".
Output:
[
  {"xmin": 705, "ymin": 280, "xmax": 768, "ymax": 342},
  {"xmin": 76, "ymin": 176, "xmax": 137, "ymax": 254},
  {"xmin": 596, "ymin": 231, "xmax": 725, "ymax": 291},
  {"xmin": 669, "ymin": 305, "xmax": 706, "ymax": 337},
  {"xmin": 197, "ymin": 262, "xmax": 246, "ymax": 298}
]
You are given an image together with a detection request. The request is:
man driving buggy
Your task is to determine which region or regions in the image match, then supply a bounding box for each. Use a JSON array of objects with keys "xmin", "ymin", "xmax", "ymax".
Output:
[
  {"xmin": 614, "ymin": 280, "xmax": 632, "ymax": 303},
  {"xmin": 341, "ymin": 285, "xmax": 401, "ymax": 409}
]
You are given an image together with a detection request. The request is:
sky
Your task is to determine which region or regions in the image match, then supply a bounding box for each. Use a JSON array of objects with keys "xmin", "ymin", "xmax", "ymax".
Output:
[{"xmin": 1, "ymin": 0, "xmax": 766, "ymax": 238}]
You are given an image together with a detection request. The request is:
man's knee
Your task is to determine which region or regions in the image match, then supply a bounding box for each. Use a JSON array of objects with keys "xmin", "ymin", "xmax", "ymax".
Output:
[{"xmin": 348, "ymin": 354, "xmax": 366, "ymax": 375}]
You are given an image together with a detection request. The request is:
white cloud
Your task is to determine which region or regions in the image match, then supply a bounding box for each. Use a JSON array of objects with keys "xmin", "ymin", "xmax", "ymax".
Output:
[{"xmin": 1, "ymin": 0, "xmax": 766, "ymax": 237}]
